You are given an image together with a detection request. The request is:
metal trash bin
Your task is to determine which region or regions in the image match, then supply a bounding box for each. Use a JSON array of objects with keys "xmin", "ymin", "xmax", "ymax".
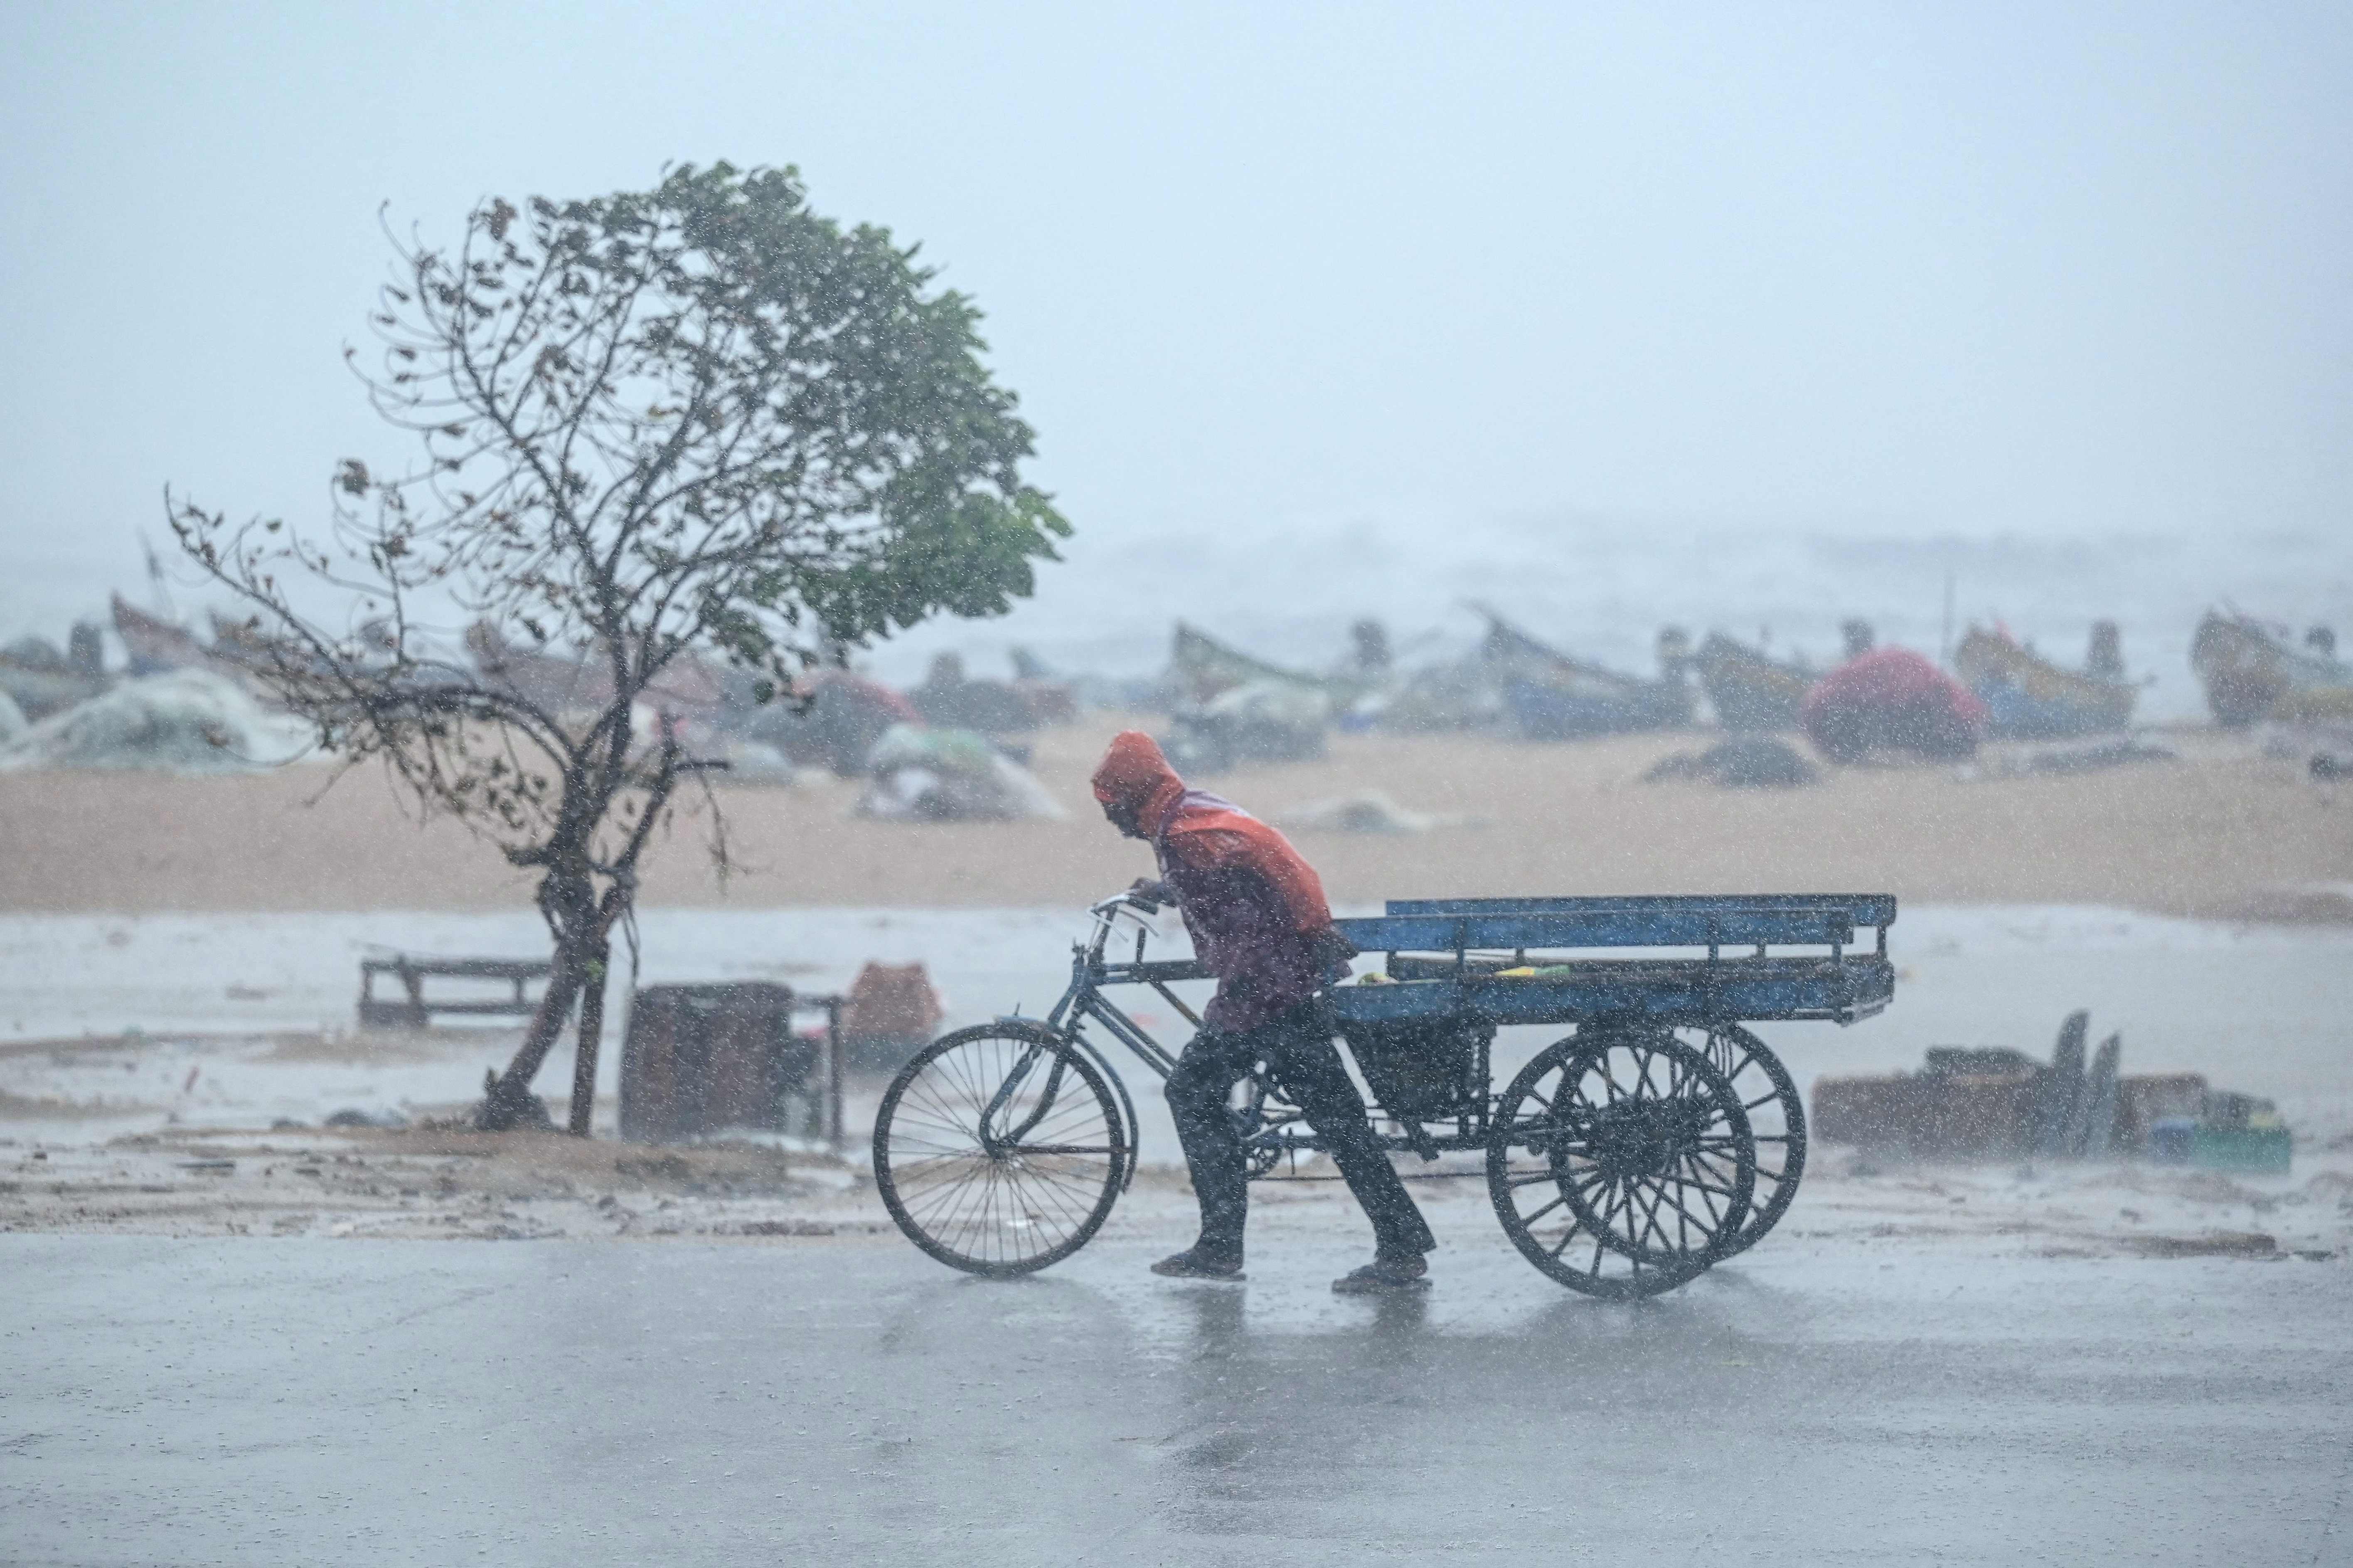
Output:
[{"xmin": 619, "ymin": 983, "xmax": 841, "ymax": 1145}]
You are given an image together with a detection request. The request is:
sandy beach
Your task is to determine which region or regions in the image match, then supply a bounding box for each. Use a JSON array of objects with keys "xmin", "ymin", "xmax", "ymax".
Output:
[{"xmin": 2, "ymin": 719, "xmax": 2346, "ymax": 919}]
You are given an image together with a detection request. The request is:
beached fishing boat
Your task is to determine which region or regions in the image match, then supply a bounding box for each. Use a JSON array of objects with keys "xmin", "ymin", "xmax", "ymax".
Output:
[
  {"xmin": 2190, "ymin": 610, "xmax": 2353, "ymax": 727},
  {"xmin": 1375, "ymin": 653, "xmax": 1506, "ymax": 733},
  {"xmin": 111, "ymin": 593, "xmax": 222, "ymax": 676},
  {"xmin": 1158, "ymin": 623, "xmax": 1351, "ymax": 769},
  {"xmin": 1694, "ymin": 633, "xmax": 1815, "ymax": 732},
  {"xmin": 1954, "ymin": 624, "xmax": 2137, "ymax": 739},
  {"xmin": 1166, "ymin": 622, "xmax": 1358, "ymax": 705},
  {"xmin": 1478, "ymin": 610, "xmax": 1693, "ymax": 740},
  {"xmin": 0, "ymin": 649, "xmax": 108, "ymax": 722}
]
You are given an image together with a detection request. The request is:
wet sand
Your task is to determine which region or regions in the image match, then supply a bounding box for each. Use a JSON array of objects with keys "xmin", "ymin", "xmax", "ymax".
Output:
[{"xmin": 1, "ymin": 720, "xmax": 2347, "ymax": 918}]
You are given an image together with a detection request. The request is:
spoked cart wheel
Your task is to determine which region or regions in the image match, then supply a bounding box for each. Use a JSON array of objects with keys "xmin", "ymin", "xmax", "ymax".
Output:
[
  {"xmin": 1682, "ymin": 1022, "xmax": 1805, "ymax": 1258},
  {"xmin": 1486, "ymin": 1026, "xmax": 1756, "ymax": 1298},
  {"xmin": 874, "ymin": 1024, "xmax": 1131, "ymax": 1278}
]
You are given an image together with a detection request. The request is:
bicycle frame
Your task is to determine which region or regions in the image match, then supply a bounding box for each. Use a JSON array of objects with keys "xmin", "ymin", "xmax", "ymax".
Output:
[
  {"xmin": 1011, "ymin": 898, "xmax": 1204, "ymax": 1181},
  {"xmin": 1013, "ymin": 896, "xmax": 1494, "ymax": 1177}
]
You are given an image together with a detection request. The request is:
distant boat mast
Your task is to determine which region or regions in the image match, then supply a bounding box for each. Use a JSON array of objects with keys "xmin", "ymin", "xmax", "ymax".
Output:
[{"xmin": 138, "ymin": 530, "xmax": 179, "ymax": 621}]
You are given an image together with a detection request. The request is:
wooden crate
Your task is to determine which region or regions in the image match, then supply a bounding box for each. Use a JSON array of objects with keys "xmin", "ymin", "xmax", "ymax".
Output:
[
  {"xmin": 2113, "ymin": 1074, "xmax": 2208, "ymax": 1153},
  {"xmin": 1812, "ymin": 1070, "xmax": 2040, "ymax": 1158}
]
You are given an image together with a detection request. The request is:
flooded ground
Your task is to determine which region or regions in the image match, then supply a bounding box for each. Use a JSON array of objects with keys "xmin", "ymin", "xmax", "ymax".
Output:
[
  {"xmin": 5, "ymin": 901, "xmax": 2349, "ymax": 1146},
  {"xmin": 5, "ymin": 902, "xmax": 2347, "ymax": 1563},
  {"xmin": 5, "ymin": 1226, "xmax": 2347, "ymax": 1566}
]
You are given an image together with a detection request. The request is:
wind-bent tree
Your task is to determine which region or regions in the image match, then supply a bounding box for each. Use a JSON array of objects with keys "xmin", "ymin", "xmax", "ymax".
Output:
[{"xmin": 172, "ymin": 163, "xmax": 1067, "ymax": 1130}]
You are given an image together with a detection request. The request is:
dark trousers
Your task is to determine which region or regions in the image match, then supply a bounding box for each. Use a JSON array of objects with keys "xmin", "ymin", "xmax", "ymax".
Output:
[{"xmin": 1165, "ymin": 999, "xmax": 1436, "ymax": 1261}]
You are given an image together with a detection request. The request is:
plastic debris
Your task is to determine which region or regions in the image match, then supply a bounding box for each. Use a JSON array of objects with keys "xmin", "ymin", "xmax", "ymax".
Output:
[
  {"xmin": 1273, "ymin": 790, "xmax": 1484, "ymax": 834},
  {"xmin": 322, "ymin": 1107, "xmax": 411, "ymax": 1131},
  {"xmin": 837, "ymin": 961, "xmax": 944, "ymax": 1068},
  {"xmin": 1812, "ymin": 1011, "xmax": 2290, "ymax": 1169}
]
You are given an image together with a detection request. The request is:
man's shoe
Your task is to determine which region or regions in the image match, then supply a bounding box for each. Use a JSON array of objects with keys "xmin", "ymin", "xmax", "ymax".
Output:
[
  {"xmin": 1332, "ymin": 1253, "xmax": 1430, "ymax": 1294},
  {"xmin": 1151, "ymin": 1248, "xmax": 1244, "ymax": 1281}
]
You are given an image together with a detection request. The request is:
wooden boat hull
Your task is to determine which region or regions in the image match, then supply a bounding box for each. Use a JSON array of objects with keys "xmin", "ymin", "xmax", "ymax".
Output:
[
  {"xmin": 1695, "ymin": 633, "xmax": 1813, "ymax": 732},
  {"xmin": 1168, "ymin": 622, "xmax": 1358, "ymax": 707},
  {"xmin": 1501, "ymin": 678, "xmax": 1687, "ymax": 740},
  {"xmin": 1954, "ymin": 627, "xmax": 2135, "ymax": 739},
  {"xmin": 1480, "ymin": 612, "xmax": 1692, "ymax": 740},
  {"xmin": 111, "ymin": 593, "xmax": 217, "ymax": 676},
  {"xmin": 2190, "ymin": 611, "xmax": 2352, "ymax": 727}
]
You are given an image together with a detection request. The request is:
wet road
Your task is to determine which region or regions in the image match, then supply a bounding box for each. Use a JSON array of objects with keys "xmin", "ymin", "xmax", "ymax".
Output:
[{"xmin": 5, "ymin": 1231, "xmax": 2348, "ymax": 1566}]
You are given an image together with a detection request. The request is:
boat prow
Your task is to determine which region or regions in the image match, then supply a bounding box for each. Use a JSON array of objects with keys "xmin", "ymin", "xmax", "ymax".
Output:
[
  {"xmin": 1475, "ymin": 607, "xmax": 1693, "ymax": 740},
  {"xmin": 1954, "ymin": 625, "xmax": 2137, "ymax": 739},
  {"xmin": 2191, "ymin": 610, "xmax": 2351, "ymax": 727},
  {"xmin": 1695, "ymin": 632, "xmax": 1814, "ymax": 732}
]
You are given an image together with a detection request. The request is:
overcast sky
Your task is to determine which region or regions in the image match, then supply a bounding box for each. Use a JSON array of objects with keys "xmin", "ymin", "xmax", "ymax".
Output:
[{"xmin": 2, "ymin": 1, "xmax": 2347, "ymax": 642}]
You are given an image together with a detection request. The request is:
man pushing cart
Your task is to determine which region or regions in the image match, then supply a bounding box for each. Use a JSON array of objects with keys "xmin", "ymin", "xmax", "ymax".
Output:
[
  {"xmin": 1090, "ymin": 730, "xmax": 1436, "ymax": 1293},
  {"xmin": 872, "ymin": 734, "xmax": 1897, "ymax": 1299}
]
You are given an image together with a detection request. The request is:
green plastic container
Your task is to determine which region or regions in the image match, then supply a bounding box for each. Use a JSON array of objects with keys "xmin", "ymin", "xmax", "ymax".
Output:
[{"xmin": 2192, "ymin": 1125, "xmax": 2292, "ymax": 1175}]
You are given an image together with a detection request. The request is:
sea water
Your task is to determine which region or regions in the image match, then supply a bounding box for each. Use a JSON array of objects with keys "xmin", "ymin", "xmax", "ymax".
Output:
[
  {"xmin": 12, "ymin": 516, "xmax": 2347, "ymax": 723},
  {"xmin": 860, "ymin": 515, "xmax": 2352, "ymax": 723}
]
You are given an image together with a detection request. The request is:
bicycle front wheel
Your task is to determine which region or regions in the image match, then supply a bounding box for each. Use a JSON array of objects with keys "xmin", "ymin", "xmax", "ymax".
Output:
[{"xmin": 873, "ymin": 1024, "xmax": 1130, "ymax": 1277}]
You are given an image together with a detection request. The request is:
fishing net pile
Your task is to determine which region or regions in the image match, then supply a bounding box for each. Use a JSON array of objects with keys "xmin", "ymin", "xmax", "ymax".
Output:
[
  {"xmin": 0, "ymin": 670, "xmax": 315, "ymax": 774},
  {"xmin": 855, "ymin": 723, "xmax": 1066, "ymax": 822}
]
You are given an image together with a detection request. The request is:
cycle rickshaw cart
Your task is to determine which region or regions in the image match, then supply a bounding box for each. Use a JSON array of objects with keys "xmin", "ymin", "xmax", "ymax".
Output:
[{"xmin": 874, "ymin": 892, "xmax": 1897, "ymax": 1298}]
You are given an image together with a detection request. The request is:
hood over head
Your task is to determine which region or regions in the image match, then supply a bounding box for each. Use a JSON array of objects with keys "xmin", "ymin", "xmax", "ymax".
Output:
[{"xmin": 1090, "ymin": 730, "xmax": 1188, "ymax": 834}]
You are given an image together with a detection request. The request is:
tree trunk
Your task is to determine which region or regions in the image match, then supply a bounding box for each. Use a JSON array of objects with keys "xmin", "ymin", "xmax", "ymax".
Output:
[
  {"xmin": 567, "ymin": 944, "xmax": 610, "ymax": 1137},
  {"xmin": 478, "ymin": 865, "xmax": 601, "ymax": 1132},
  {"xmin": 477, "ymin": 943, "xmax": 585, "ymax": 1131}
]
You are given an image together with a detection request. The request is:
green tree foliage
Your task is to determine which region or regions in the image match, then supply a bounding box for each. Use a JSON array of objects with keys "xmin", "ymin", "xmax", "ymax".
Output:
[{"xmin": 171, "ymin": 163, "xmax": 1068, "ymax": 1127}]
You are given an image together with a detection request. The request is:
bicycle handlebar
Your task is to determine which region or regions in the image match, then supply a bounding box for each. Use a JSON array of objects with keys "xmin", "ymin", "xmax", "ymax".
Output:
[
  {"xmin": 1088, "ymin": 890, "xmax": 1166, "ymax": 919},
  {"xmin": 1083, "ymin": 891, "xmax": 1166, "ymax": 960}
]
